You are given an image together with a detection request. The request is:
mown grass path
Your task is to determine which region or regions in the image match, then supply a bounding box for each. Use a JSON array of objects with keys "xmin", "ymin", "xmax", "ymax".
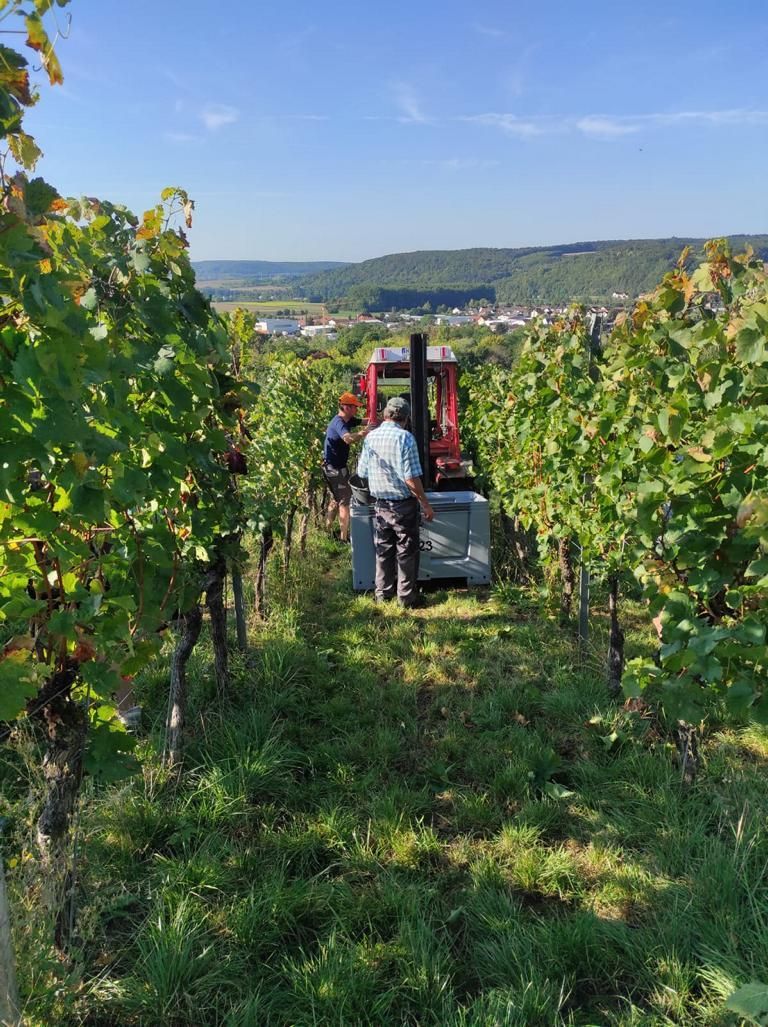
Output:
[{"xmin": 13, "ymin": 535, "xmax": 768, "ymax": 1025}]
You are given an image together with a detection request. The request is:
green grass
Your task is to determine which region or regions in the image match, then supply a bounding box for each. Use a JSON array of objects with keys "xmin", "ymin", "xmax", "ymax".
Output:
[
  {"xmin": 210, "ymin": 299, "xmax": 358, "ymax": 318},
  {"xmin": 8, "ymin": 530, "xmax": 768, "ymax": 1025}
]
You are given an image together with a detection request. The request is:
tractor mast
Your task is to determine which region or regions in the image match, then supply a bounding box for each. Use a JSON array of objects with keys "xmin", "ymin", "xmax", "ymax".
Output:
[{"xmin": 409, "ymin": 332, "xmax": 430, "ymax": 487}]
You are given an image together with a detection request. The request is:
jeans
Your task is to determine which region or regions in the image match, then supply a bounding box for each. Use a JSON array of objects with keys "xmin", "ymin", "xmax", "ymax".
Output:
[{"xmin": 373, "ymin": 497, "xmax": 420, "ymax": 604}]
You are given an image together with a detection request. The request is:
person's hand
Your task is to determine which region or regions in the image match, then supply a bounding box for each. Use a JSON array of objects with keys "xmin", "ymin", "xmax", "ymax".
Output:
[{"xmin": 421, "ymin": 500, "xmax": 435, "ymax": 522}]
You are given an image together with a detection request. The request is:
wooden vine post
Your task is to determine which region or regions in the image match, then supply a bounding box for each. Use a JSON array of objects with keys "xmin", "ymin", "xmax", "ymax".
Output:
[
  {"xmin": 205, "ymin": 557, "xmax": 230, "ymax": 693},
  {"xmin": 231, "ymin": 566, "xmax": 248, "ymax": 651},
  {"xmin": 0, "ymin": 862, "xmax": 20, "ymax": 1027}
]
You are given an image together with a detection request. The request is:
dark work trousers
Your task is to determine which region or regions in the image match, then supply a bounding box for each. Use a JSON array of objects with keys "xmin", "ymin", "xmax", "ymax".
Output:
[{"xmin": 373, "ymin": 497, "xmax": 420, "ymax": 604}]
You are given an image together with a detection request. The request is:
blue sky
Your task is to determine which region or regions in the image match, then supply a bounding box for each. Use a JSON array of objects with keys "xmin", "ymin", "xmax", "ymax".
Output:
[{"xmin": 21, "ymin": 0, "xmax": 768, "ymax": 261}]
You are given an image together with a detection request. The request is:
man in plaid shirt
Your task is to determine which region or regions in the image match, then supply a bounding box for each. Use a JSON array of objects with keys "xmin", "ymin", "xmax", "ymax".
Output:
[{"xmin": 357, "ymin": 397, "xmax": 434, "ymax": 607}]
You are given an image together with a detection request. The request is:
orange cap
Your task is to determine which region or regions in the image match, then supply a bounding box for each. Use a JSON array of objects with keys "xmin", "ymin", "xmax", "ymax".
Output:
[{"xmin": 339, "ymin": 391, "xmax": 363, "ymax": 406}]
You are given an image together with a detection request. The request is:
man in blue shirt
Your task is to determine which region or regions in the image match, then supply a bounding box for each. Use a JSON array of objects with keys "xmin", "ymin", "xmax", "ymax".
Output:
[
  {"xmin": 357, "ymin": 396, "xmax": 434, "ymax": 607},
  {"xmin": 323, "ymin": 391, "xmax": 370, "ymax": 542}
]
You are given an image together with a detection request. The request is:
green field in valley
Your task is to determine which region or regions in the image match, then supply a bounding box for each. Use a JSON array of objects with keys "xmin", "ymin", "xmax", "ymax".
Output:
[{"xmin": 211, "ymin": 299, "xmax": 358, "ymax": 318}]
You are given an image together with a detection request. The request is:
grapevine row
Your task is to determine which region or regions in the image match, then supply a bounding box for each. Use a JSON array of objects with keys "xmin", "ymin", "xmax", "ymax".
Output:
[
  {"xmin": 463, "ymin": 244, "xmax": 768, "ymax": 725},
  {"xmin": 0, "ymin": 2, "xmax": 346, "ymax": 972}
]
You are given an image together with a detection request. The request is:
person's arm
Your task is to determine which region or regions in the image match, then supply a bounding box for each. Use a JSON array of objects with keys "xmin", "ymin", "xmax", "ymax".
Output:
[
  {"xmin": 404, "ymin": 475, "xmax": 434, "ymax": 521},
  {"xmin": 341, "ymin": 416, "xmax": 372, "ymax": 445},
  {"xmin": 401, "ymin": 434, "xmax": 434, "ymax": 521},
  {"xmin": 341, "ymin": 426, "xmax": 369, "ymax": 444},
  {"xmin": 357, "ymin": 439, "xmax": 370, "ymax": 479}
]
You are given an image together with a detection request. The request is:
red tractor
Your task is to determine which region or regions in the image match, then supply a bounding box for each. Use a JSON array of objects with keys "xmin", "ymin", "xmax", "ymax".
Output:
[{"xmin": 354, "ymin": 336, "xmax": 472, "ymax": 489}]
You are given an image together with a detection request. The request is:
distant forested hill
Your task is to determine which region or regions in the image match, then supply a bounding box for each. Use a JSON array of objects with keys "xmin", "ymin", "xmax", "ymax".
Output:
[
  {"xmin": 295, "ymin": 237, "xmax": 768, "ymax": 308},
  {"xmin": 193, "ymin": 260, "xmax": 348, "ymax": 281}
]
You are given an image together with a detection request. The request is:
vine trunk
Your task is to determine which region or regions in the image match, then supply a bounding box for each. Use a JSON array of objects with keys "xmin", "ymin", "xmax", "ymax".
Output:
[
  {"xmin": 255, "ymin": 527, "xmax": 274, "ymax": 618},
  {"xmin": 166, "ymin": 605, "xmax": 203, "ymax": 768},
  {"xmin": 607, "ymin": 573, "xmax": 625, "ymax": 696},
  {"xmin": 557, "ymin": 538, "xmax": 575, "ymax": 622}
]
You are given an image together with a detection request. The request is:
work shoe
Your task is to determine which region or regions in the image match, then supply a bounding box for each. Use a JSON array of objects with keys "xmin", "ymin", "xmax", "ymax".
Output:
[
  {"xmin": 375, "ymin": 593, "xmax": 394, "ymax": 604},
  {"xmin": 398, "ymin": 595, "xmax": 427, "ymax": 610}
]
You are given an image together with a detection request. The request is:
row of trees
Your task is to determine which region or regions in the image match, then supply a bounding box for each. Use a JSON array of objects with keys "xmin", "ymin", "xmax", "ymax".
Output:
[
  {"xmin": 463, "ymin": 243, "xmax": 768, "ymax": 728},
  {"xmin": 342, "ymin": 284, "xmax": 495, "ymax": 313}
]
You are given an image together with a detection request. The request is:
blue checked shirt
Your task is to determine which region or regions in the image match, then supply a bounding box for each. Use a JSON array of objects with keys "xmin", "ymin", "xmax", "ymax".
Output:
[{"xmin": 357, "ymin": 421, "xmax": 423, "ymax": 500}]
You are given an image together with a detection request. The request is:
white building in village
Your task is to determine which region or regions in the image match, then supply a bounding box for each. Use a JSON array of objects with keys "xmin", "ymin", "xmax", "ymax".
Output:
[
  {"xmin": 255, "ymin": 318, "xmax": 300, "ymax": 335},
  {"xmin": 301, "ymin": 325, "xmax": 338, "ymax": 340},
  {"xmin": 435, "ymin": 314, "xmax": 474, "ymax": 327}
]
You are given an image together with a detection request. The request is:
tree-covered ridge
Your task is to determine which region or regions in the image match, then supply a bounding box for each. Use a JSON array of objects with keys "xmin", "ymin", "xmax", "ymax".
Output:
[
  {"xmin": 296, "ymin": 236, "xmax": 768, "ymax": 306},
  {"xmin": 193, "ymin": 259, "xmax": 348, "ymax": 281}
]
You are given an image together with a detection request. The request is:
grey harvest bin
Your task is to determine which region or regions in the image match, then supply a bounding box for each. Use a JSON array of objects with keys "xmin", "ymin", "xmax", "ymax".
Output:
[{"xmin": 350, "ymin": 491, "xmax": 491, "ymax": 591}]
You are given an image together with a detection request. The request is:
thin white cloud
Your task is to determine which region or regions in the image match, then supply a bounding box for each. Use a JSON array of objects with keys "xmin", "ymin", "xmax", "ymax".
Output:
[
  {"xmin": 191, "ymin": 189, "xmax": 291, "ymax": 198},
  {"xmin": 501, "ymin": 43, "xmax": 539, "ymax": 100},
  {"xmin": 462, "ymin": 113, "xmax": 550, "ymax": 138},
  {"xmin": 201, "ymin": 104, "xmax": 239, "ymax": 131},
  {"xmin": 52, "ymin": 84, "xmax": 85, "ymax": 103},
  {"xmin": 422, "ymin": 158, "xmax": 501, "ymax": 170},
  {"xmin": 502, "ymin": 69, "xmax": 525, "ymax": 100},
  {"xmin": 242, "ymin": 113, "xmax": 329, "ymax": 123},
  {"xmin": 166, "ymin": 131, "xmax": 203, "ymax": 144},
  {"xmin": 577, "ymin": 109, "xmax": 768, "ymax": 136},
  {"xmin": 473, "ymin": 23, "xmax": 507, "ymax": 39},
  {"xmin": 647, "ymin": 108, "xmax": 768, "ymax": 126},
  {"xmin": 163, "ymin": 68, "xmax": 188, "ymax": 90},
  {"xmin": 464, "ymin": 108, "xmax": 768, "ymax": 140},
  {"xmin": 576, "ymin": 116, "xmax": 640, "ymax": 138},
  {"xmin": 391, "ymin": 82, "xmax": 428, "ymax": 124}
]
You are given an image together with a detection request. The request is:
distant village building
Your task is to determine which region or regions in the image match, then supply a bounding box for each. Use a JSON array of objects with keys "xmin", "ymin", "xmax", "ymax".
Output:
[
  {"xmin": 255, "ymin": 318, "xmax": 300, "ymax": 335},
  {"xmin": 435, "ymin": 314, "xmax": 474, "ymax": 326},
  {"xmin": 301, "ymin": 324, "xmax": 336, "ymax": 339}
]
